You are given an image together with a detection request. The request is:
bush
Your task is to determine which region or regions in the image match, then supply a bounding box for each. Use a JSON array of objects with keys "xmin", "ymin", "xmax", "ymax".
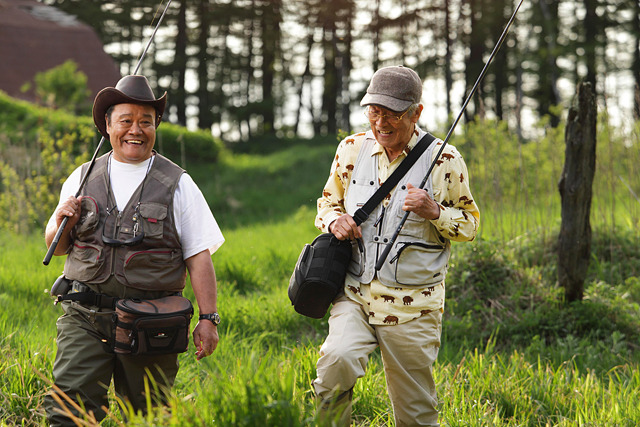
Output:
[
  {"xmin": 156, "ymin": 122, "xmax": 222, "ymax": 164},
  {"xmin": 0, "ymin": 90, "xmax": 224, "ymax": 232},
  {"xmin": 22, "ymin": 60, "xmax": 91, "ymax": 115}
]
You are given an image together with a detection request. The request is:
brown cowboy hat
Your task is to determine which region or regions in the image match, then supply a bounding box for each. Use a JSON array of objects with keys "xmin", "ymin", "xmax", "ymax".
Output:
[{"xmin": 92, "ymin": 75, "xmax": 167, "ymax": 139}]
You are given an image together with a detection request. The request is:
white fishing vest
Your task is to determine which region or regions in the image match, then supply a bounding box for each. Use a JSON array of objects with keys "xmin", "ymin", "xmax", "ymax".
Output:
[{"xmin": 344, "ymin": 128, "xmax": 451, "ymax": 287}]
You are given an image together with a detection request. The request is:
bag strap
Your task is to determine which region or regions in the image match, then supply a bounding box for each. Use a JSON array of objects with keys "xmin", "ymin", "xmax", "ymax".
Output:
[{"xmin": 352, "ymin": 132, "xmax": 436, "ymax": 226}]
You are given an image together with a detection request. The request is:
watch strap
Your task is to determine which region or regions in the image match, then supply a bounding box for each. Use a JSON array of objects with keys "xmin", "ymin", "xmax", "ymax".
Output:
[{"xmin": 199, "ymin": 312, "xmax": 220, "ymax": 325}]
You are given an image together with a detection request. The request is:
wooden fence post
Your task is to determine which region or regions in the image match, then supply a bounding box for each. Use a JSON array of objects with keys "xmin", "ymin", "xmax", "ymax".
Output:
[{"xmin": 557, "ymin": 82, "xmax": 597, "ymax": 303}]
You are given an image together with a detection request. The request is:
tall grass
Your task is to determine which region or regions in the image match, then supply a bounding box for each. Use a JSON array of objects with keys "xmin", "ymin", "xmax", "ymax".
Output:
[
  {"xmin": 451, "ymin": 117, "xmax": 640, "ymax": 244},
  {"xmin": 2, "ymin": 221, "xmax": 639, "ymax": 425},
  {"xmin": 1, "ymin": 115, "xmax": 639, "ymax": 425}
]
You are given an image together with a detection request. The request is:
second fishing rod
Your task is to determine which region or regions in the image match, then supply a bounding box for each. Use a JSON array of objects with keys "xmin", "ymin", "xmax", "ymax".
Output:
[{"xmin": 374, "ymin": 0, "xmax": 525, "ymax": 271}]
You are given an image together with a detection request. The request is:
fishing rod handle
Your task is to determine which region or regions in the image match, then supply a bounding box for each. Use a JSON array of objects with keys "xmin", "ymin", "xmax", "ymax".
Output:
[{"xmin": 43, "ymin": 215, "xmax": 69, "ymax": 265}]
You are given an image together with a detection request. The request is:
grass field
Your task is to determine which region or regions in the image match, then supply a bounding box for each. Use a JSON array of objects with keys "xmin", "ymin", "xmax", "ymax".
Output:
[{"xmin": 1, "ymin": 120, "xmax": 640, "ymax": 426}]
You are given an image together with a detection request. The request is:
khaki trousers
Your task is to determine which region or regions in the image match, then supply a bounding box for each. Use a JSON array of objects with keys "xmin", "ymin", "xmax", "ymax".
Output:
[
  {"xmin": 313, "ymin": 295, "xmax": 442, "ymax": 427},
  {"xmin": 44, "ymin": 299, "xmax": 179, "ymax": 426}
]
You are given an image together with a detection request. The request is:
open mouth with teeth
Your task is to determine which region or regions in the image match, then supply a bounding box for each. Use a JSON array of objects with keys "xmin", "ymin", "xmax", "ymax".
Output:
[{"xmin": 126, "ymin": 140, "xmax": 144, "ymax": 145}]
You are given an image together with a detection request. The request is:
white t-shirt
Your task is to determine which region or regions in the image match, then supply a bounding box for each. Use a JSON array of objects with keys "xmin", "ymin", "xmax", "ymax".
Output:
[{"xmin": 47, "ymin": 155, "xmax": 224, "ymax": 259}]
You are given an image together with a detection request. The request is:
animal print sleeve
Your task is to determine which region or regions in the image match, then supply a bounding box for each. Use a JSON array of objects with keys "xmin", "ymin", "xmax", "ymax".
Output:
[
  {"xmin": 429, "ymin": 144, "xmax": 480, "ymax": 242},
  {"xmin": 315, "ymin": 134, "xmax": 363, "ymax": 233}
]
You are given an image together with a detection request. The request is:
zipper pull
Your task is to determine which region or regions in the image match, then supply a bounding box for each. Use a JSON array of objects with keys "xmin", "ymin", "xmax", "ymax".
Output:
[
  {"xmin": 374, "ymin": 206, "xmax": 385, "ymax": 227},
  {"xmin": 389, "ymin": 252, "xmax": 399, "ymax": 264},
  {"xmin": 389, "ymin": 241, "xmax": 407, "ymax": 264}
]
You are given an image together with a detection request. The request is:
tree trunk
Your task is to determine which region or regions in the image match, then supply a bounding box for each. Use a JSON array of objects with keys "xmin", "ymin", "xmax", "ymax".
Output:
[
  {"xmin": 443, "ymin": 0, "xmax": 452, "ymax": 118},
  {"xmin": 260, "ymin": 0, "xmax": 281, "ymax": 134},
  {"xmin": 537, "ymin": 0, "xmax": 561, "ymax": 127},
  {"xmin": 294, "ymin": 32, "xmax": 314, "ymax": 136},
  {"xmin": 634, "ymin": 0, "xmax": 640, "ymax": 120},
  {"xmin": 490, "ymin": 0, "xmax": 507, "ymax": 120},
  {"xmin": 174, "ymin": 0, "xmax": 188, "ymax": 126},
  {"xmin": 321, "ymin": 25, "xmax": 338, "ymax": 135},
  {"xmin": 197, "ymin": 0, "xmax": 213, "ymax": 130},
  {"xmin": 372, "ymin": 0, "xmax": 381, "ymax": 72},
  {"xmin": 557, "ymin": 82, "xmax": 597, "ymax": 303},
  {"xmin": 465, "ymin": 0, "xmax": 484, "ymax": 122},
  {"xmin": 583, "ymin": 0, "xmax": 597, "ymax": 91},
  {"xmin": 339, "ymin": 8, "xmax": 353, "ymax": 134}
]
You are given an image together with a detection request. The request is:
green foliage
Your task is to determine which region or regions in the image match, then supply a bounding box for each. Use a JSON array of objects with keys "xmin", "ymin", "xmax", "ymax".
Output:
[
  {"xmin": 1, "ymin": 111, "xmax": 640, "ymax": 425},
  {"xmin": 23, "ymin": 60, "xmax": 91, "ymax": 115},
  {"xmin": 0, "ymin": 89, "xmax": 95, "ymax": 152},
  {"xmin": 2, "ymin": 221, "xmax": 640, "ymax": 425},
  {"xmin": 446, "ymin": 116, "xmax": 640, "ymax": 242},
  {"xmin": 0, "ymin": 127, "xmax": 91, "ymax": 233},
  {"xmin": 155, "ymin": 122, "xmax": 223, "ymax": 165},
  {"xmin": 444, "ymin": 231, "xmax": 640, "ymax": 369},
  {"xmin": 438, "ymin": 348, "xmax": 640, "ymax": 426},
  {"xmin": 192, "ymin": 140, "xmax": 336, "ymax": 229},
  {"xmin": 0, "ymin": 162, "xmax": 27, "ymax": 234}
]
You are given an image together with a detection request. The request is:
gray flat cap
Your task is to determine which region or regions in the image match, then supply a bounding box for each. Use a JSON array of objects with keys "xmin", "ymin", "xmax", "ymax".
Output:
[{"xmin": 360, "ymin": 65, "xmax": 422, "ymax": 112}]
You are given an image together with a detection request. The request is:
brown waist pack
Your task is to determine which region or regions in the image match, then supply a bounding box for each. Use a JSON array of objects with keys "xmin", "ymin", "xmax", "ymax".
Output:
[{"xmin": 114, "ymin": 296, "xmax": 193, "ymax": 355}]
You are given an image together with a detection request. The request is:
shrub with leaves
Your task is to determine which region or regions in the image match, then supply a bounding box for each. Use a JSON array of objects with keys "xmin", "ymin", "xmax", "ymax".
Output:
[{"xmin": 21, "ymin": 60, "xmax": 91, "ymax": 115}]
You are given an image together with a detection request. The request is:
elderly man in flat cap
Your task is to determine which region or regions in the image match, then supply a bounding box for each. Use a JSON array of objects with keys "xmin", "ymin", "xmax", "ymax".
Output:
[
  {"xmin": 44, "ymin": 75, "xmax": 224, "ymax": 425},
  {"xmin": 313, "ymin": 65, "xmax": 480, "ymax": 426}
]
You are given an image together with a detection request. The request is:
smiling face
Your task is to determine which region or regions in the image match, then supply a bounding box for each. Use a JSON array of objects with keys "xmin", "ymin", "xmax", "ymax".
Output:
[
  {"xmin": 105, "ymin": 103, "xmax": 157, "ymax": 164},
  {"xmin": 367, "ymin": 104, "xmax": 423, "ymax": 161}
]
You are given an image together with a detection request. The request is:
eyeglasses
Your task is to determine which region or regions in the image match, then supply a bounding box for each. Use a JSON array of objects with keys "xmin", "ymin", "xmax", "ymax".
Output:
[
  {"xmin": 101, "ymin": 207, "xmax": 145, "ymax": 247},
  {"xmin": 364, "ymin": 106, "xmax": 412, "ymax": 125}
]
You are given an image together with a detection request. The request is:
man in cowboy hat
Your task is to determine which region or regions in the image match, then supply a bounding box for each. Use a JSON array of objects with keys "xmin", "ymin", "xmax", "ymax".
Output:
[
  {"xmin": 312, "ymin": 65, "xmax": 479, "ymax": 426},
  {"xmin": 44, "ymin": 75, "xmax": 224, "ymax": 425}
]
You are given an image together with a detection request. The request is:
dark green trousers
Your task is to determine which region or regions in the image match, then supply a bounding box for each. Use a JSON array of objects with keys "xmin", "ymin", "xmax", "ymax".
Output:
[{"xmin": 45, "ymin": 298, "xmax": 179, "ymax": 426}]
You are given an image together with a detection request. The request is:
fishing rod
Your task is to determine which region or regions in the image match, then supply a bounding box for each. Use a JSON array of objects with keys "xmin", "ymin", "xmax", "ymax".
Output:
[
  {"xmin": 375, "ymin": 0, "xmax": 525, "ymax": 271},
  {"xmin": 43, "ymin": 0, "xmax": 173, "ymax": 265}
]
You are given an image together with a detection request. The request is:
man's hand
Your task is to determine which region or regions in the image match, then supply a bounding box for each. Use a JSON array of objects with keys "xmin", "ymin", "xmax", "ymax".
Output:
[
  {"xmin": 54, "ymin": 196, "xmax": 82, "ymax": 230},
  {"xmin": 193, "ymin": 319, "xmax": 219, "ymax": 360},
  {"xmin": 402, "ymin": 183, "xmax": 440, "ymax": 220},
  {"xmin": 329, "ymin": 214, "xmax": 362, "ymax": 241},
  {"xmin": 45, "ymin": 196, "xmax": 82, "ymax": 254}
]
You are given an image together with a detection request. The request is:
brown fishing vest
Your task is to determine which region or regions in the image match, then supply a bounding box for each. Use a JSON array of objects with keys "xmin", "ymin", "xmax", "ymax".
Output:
[{"xmin": 63, "ymin": 152, "xmax": 187, "ymax": 293}]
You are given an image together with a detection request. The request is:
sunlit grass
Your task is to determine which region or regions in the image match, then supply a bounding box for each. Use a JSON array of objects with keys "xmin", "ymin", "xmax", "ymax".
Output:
[{"xmin": 2, "ymin": 116, "xmax": 639, "ymax": 425}]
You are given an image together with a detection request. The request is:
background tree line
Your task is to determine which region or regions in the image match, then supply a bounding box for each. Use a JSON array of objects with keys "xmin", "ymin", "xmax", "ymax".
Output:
[{"xmin": 41, "ymin": 0, "xmax": 640, "ymax": 144}]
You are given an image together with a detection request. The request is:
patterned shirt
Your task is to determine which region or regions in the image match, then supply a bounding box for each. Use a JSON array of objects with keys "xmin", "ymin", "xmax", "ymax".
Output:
[{"xmin": 315, "ymin": 126, "xmax": 480, "ymax": 325}]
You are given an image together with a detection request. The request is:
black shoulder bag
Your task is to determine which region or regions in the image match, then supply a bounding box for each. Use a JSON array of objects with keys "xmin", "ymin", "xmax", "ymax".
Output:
[{"xmin": 288, "ymin": 133, "xmax": 436, "ymax": 318}]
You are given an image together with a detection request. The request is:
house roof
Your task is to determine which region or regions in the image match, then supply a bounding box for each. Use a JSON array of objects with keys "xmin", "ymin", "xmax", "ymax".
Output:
[{"xmin": 0, "ymin": 0, "xmax": 121, "ymax": 103}]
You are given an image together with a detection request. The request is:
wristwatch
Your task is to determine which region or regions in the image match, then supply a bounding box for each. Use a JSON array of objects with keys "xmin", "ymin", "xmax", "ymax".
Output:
[{"xmin": 199, "ymin": 312, "xmax": 221, "ymax": 326}]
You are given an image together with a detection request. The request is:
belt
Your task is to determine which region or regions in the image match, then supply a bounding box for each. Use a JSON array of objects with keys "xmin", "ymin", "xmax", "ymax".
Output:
[
  {"xmin": 55, "ymin": 281, "xmax": 182, "ymax": 308},
  {"xmin": 55, "ymin": 281, "xmax": 118, "ymax": 309}
]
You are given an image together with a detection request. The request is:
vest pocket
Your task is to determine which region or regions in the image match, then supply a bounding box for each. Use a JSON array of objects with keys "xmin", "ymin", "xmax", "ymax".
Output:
[
  {"xmin": 138, "ymin": 203, "xmax": 167, "ymax": 239},
  {"xmin": 387, "ymin": 242, "xmax": 446, "ymax": 286},
  {"xmin": 74, "ymin": 197, "xmax": 100, "ymax": 240},
  {"xmin": 399, "ymin": 214, "xmax": 427, "ymax": 239},
  {"xmin": 123, "ymin": 248, "xmax": 186, "ymax": 291},
  {"xmin": 65, "ymin": 242, "xmax": 105, "ymax": 282}
]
